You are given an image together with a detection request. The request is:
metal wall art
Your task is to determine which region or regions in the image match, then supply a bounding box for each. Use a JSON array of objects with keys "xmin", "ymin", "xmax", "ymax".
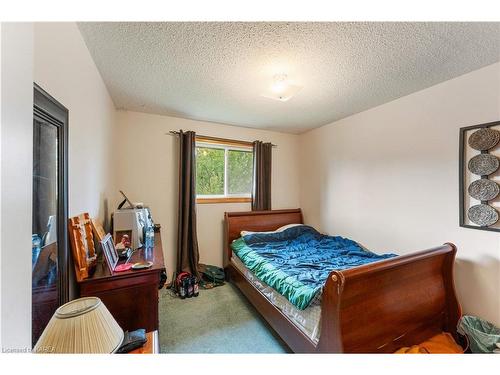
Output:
[{"xmin": 460, "ymin": 120, "xmax": 500, "ymax": 232}]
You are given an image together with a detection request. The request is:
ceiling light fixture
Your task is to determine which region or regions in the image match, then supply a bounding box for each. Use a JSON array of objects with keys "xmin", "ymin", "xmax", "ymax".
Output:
[
  {"xmin": 271, "ymin": 74, "xmax": 288, "ymax": 94},
  {"xmin": 261, "ymin": 74, "xmax": 302, "ymax": 102}
]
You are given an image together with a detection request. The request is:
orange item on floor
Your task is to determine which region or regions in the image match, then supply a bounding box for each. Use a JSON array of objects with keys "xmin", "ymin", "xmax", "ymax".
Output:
[{"xmin": 395, "ymin": 332, "xmax": 463, "ymax": 354}]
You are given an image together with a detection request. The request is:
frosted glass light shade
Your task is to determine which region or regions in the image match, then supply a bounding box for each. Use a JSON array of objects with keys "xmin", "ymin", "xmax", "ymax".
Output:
[
  {"xmin": 34, "ymin": 297, "xmax": 124, "ymax": 353},
  {"xmin": 261, "ymin": 73, "xmax": 303, "ymax": 102}
]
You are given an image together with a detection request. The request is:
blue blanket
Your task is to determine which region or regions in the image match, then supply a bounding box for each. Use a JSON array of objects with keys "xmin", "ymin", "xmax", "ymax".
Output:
[{"xmin": 231, "ymin": 225, "xmax": 396, "ymax": 310}]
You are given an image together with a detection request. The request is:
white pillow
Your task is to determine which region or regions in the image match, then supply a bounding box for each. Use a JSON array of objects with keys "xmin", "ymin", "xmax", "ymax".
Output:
[
  {"xmin": 240, "ymin": 223, "xmax": 303, "ymax": 237},
  {"xmin": 277, "ymin": 223, "xmax": 303, "ymax": 232}
]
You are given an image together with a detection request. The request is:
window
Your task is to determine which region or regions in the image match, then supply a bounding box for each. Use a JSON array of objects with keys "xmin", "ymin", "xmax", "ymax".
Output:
[{"xmin": 196, "ymin": 141, "xmax": 253, "ymax": 203}]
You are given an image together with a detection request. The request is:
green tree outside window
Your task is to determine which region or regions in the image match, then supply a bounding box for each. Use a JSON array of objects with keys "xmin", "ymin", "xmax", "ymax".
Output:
[{"xmin": 195, "ymin": 145, "xmax": 253, "ymax": 196}]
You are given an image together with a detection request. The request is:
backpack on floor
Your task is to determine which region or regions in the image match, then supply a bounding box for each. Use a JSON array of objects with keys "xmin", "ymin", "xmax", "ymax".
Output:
[{"xmin": 199, "ymin": 264, "xmax": 225, "ymax": 288}]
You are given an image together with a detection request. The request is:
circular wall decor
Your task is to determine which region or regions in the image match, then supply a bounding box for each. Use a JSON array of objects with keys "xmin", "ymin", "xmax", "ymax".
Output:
[
  {"xmin": 468, "ymin": 154, "xmax": 500, "ymax": 176},
  {"xmin": 468, "ymin": 128, "xmax": 500, "ymax": 151},
  {"xmin": 468, "ymin": 204, "xmax": 499, "ymax": 227},
  {"xmin": 468, "ymin": 179, "xmax": 500, "ymax": 201}
]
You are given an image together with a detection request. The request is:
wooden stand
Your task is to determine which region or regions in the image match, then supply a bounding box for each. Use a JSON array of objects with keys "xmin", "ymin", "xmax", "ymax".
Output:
[
  {"xmin": 78, "ymin": 232, "xmax": 166, "ymax": 332},
  {"xmin": 68, "ymin": 213, "xmax": 97, "ymax": 281}
]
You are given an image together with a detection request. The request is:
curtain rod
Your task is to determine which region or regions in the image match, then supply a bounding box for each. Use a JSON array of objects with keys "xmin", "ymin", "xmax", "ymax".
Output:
[{"xmin": 166, "ymin": 130, "xmax": 277, "ymax": 147}]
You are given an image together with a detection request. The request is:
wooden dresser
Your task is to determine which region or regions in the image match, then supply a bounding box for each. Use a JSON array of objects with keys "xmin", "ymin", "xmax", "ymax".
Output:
[{"xmin": 79, "ymin": 232, "xmax": 166, "ymax": 332}]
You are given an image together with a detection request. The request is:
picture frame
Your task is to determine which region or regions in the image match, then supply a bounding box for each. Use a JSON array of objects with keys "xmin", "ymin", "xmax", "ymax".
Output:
[
  {"xmin": 459, "ymin": 120, "xmax": 500, "ymax": 233},
  {"xmin": 91, "ymin": 218, "xmax": 107, "ymax": 243},
  {"xmin": 100, "ymin": 233, "xmax": 119, "ymax": 273}
]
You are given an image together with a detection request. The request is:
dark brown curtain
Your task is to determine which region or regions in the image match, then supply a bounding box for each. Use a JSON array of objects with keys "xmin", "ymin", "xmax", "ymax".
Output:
[
  {"xmin": 176, "ymin": 130, "xmax": 201, "ymax": 278},
  {"xmin": 252, "ymin": 141, "xmax": 272, "ymax": 211}
]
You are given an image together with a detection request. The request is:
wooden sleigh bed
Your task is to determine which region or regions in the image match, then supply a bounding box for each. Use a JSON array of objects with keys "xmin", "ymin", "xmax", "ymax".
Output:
[{"xmin": 224, "ymin": 209, "xmax": 461, "ymax": 353}]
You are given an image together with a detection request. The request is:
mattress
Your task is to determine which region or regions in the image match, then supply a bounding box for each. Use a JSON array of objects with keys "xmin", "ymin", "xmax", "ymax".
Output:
[
  {"xmin": 231, "ymin": 255, "xmax": 321, "ymax": 344},
  {"xmin": 231, "ymin": 225, "xmax": 395, "ymax": 310}
]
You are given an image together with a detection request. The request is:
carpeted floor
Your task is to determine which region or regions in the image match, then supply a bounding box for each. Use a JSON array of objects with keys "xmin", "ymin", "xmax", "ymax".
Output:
[{"xmin": 158, "ymin": 283, "xmax": 291, "ymax": 353}]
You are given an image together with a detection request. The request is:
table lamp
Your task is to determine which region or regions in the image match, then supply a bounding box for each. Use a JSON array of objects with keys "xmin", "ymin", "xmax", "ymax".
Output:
[{"xmin": 34, "ymin": 297, "xmax": 124, "ymax": 353}]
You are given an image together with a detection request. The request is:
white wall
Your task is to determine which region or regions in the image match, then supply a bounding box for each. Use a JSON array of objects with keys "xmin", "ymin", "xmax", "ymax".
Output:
[
  {"xmin": 0, "ymin": 22, "xmax": 33, "ymax": 351},
  {"xmin": 299, "ymin": 62, "xmax": 500, "ymax": 326},
  {"xmin": 114, "ymin": 111, "xmax": 301, "ymax": 279},
  {"xmin": 34, "ymin": 22, "xmax": 116, "ymax": 224}
]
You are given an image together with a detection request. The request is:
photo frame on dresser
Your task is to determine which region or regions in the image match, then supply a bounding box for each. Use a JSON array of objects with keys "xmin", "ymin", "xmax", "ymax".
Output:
[
  {"xmin": 459, "ymin": 120, "xmax": 500, "ymax": 232},
  {"xmin": 101, "ymin": 233, "xmax": 119, "ymax": 272}
]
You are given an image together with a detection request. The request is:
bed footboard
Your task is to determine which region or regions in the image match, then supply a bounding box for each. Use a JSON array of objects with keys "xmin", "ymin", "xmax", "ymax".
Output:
[{"xmin": 318, "ymin": 243, "xmax": 461, "ymax": 353}]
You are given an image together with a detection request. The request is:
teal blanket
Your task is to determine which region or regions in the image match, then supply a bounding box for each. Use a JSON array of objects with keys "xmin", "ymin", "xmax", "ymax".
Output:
[{"xmin": 231, "ymin": 225, "xmax": 396, "ymax": 310}]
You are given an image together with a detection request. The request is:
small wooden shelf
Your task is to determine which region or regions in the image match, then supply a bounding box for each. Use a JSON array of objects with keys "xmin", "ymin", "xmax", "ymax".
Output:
[{"xmin": 128, "ymin": 331, "xmax": 159, "ymax": 354}]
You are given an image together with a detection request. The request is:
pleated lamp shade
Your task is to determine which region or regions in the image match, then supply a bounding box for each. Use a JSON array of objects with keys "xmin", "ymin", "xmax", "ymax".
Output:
[{"xmin": 34, "ymin": 297, "xmax": 124, "ymax": 353}]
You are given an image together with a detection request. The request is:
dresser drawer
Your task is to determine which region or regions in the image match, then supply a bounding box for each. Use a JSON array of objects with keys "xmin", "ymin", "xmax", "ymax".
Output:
[{"xmin": 79, "ymin": 271, "xmax": 160, "ymax": 295}]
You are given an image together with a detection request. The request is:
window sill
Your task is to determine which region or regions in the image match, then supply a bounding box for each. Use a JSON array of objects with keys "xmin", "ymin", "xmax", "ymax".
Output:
[{"xmin": 196, "ymin": 197, "xmax": 252, "ymax": 204}]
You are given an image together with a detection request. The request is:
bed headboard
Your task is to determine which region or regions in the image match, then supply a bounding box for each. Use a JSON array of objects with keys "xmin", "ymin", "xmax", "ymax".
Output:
[{"xmin": 223, "ymin": 209, "xmax": 303, "ymax": 267}]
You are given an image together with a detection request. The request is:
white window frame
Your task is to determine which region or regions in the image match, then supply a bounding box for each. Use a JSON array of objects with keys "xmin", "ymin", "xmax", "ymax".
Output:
[{"xmin": 195, "ymin": 141, "xmax": 253, "ymax": 199}]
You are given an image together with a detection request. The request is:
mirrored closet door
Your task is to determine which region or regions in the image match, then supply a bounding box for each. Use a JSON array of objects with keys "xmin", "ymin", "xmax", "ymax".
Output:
[{"xmin": 32, "ymin": 84, "xmax": 69, "ymax": 346}]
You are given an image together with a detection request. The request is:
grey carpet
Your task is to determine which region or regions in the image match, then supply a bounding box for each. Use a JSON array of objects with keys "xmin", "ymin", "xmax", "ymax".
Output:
[{"xmin": 159, "ymin": 283, "xmax": 291, "ymax": 353}]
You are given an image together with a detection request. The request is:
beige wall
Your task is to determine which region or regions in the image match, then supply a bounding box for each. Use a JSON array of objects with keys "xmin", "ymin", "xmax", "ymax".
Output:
[
  {"xmin": 0, "ymin": 22, "xmax": 33, "ymax": 351},
  {"xmin": 114, "ymin": 111, "xmax": 301, "ymax": 279},
  {"xmin": 299, "ymin": 62, "xmax": 500, "ymax": 326},
  {"xmin": 34, "ymin": 22, "xmax": 116, "ymax": 224},
  {"xmin": 0, "ymin": 22, "xmax": 116, "ymax": 350}
]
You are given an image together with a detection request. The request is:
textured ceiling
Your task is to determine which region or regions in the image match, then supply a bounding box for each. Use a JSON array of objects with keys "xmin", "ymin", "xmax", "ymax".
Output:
[{"xmin": 78, "ymin": 22, "xmax": 500, "ymax": 134}]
